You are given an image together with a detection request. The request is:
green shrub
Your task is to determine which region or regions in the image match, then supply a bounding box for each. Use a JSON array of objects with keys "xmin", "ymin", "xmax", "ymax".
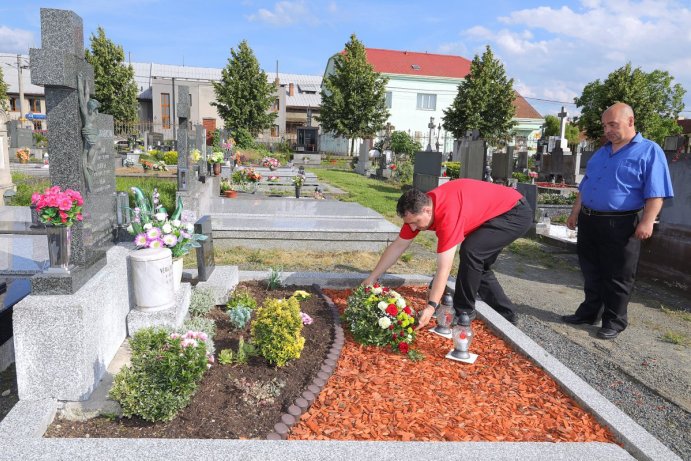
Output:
[
  {"xmin": 512, "ymin": 171, "xmax": 529, "ymax": 183},
  {"xmin": 443, "ymin": 161, "xmax": 460, "ymax": 179},
  {"xmin": 181, "ymin": 317, "xmax": 217, "ymax": 351},
  {"xmin": 147, "ymin": 150, "xmax": 163, "ymax": 161},
  {"xmin": 8, "ymin": 173, "xmax": 50, "ymax": 206},
  {"xmin": 109, "ymin": 328, "xmax": 210, "ymax": 422},
  {"xmin": 163, "ymin": 150, "xmax": 178, "ymax": 165},
  {"xmin": 116, "ymin": 176, "xmax": 177, "ymax": 213},
  {"xmin": 251, "ymin": 297, "xmax": 305, "ymax": 366},
  {"xmin": 538, "ymin": 192, "xmax": 578, "ymax": 205},
  {"xmin": 189, "ymin": 288, "xmax": 216, "ymax": 317},
  {"xmin": 397, "ymin": 160, "xmax": 414, "ymax": 185},
  {"xmin": 228, "ymin": 305, "xmax": 252, "ymax": 329},
  {"xmin": 226, "ymin": 289, "xmax": 257, "ymax": 311},
  {"xmin": 266, "ymin": 267, "xmax": 283, "ymax": 290},
  {"xmin": 218, "ymin": 349, "xmax": 234, "ymax": 365},
  {"xmin": 233, "ymin": 128, "xmax": 255, "ymax": 149}
]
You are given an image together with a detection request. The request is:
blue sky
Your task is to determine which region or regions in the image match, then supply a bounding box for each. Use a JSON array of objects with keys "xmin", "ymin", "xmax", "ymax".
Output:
[{"xmin": 1, "ymin": 0, "xmax": 690, "ymax": 118}]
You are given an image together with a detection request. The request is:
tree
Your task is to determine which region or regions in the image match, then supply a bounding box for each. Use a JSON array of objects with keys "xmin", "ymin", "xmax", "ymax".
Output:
[
  {"xmin": 212, "ymin": 40, "xmax": 277, "ymax": 137},
  {"xmin": 543, "ymin": 114, "xmax": 580, "ymax": 148},
  {"xmin": 389, "ymin": 131, "xmax": 421, "ymax": 157},
  {"xmin": 318, "ymin": 34, "xmax": 390, "ymax": 156},
  {"xmin": 85, "ymin": 27, "xmax": 139, "ymax": 123},
  {"xmin": 0, "ymin": 66, "xmax": 8, "ymax": 112},
  {"xmin": 574, "ymin": 63, "xmax": 685, "ymax": 145},
  {"xmin": 443, "ymin": 46, "xmax": 516, "ymax": 144}
]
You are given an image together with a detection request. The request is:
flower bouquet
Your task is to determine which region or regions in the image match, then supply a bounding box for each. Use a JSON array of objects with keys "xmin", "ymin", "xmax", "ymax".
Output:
[
  {"xmin": 152, "ymin": 161, "xmax": 167, "ymax": 171},
  {"xmin": 208, "ymin": 151, "xmax": 224, "ymax": 164},
  {"xmin": 262, "ymin": 157, "xmax": 280, "ymax": 170},
  {"xmin": 244, "ymin": 168, "xmax": 262, "ymax": 183},
  {"xmin": 292, "ymin": 173, "xmax": 305, "ymax": 188},
  {"xmin": 141, "ymin": 160, "xmax": 153, "ymax": 171},
  {"xmin": 267, "ymin": 175, "xmax": 280, "ymax": 182},
  {"xmin": 16, "ymin": 148, "xmax": 30, "ymax": 163},
  {"xmin": 30, "ymin": 186, "xmax": 84, "ymax": 227},
  {"xmin": 190, "ymin": 149, "xmax": 202, "ymax": 163},
  {"xmin": 127, "ymin": 187, "xmax": 207, "ymax": 258},
  {"xmin": 344, "ymin": 284, "xmax": 419, "ymax": 357}
]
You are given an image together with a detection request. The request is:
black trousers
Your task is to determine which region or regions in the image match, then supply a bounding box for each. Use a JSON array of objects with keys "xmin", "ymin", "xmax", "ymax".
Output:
[
  {"xmin": 453, "ymin": 201, "xmax": 533, "ymax": 315},
  {"xmin": 574, "ymin": 211, "xmax": 640, "ymax": 332}
]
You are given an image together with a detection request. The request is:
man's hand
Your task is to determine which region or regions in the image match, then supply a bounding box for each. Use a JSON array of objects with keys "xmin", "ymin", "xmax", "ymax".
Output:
[
  {"xmin": 415, "ymin": 305, "xmax": 435, "ymax": 331},
  {"xmin": 635, "ymin": 220, "xmax": 655, "ymax": 239},
  {"xmin": 566, "ymin": 212, "xmax": 578, "ymax": 230}
]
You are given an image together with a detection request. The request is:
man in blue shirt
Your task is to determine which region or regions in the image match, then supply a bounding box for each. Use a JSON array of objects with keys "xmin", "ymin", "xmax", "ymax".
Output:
[{"xmin": 563, "ymin": 102, "xmax": 674, "ymax": 340}]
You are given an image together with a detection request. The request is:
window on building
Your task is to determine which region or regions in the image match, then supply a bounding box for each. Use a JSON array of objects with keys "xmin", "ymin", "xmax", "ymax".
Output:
[
  {"xmin": 270, "ymin": 125, "xmax": 279, "ymax": 137},
  {"xmin": 29, "ymin": 98, "xmax": 41, "ymax": 112},
  {"xmin": 161, "ymin": 93, "xmax": 171, "ymax": 129},
  {"xmin": 385, "ymin": 91, "xmax": 392, "ymax": 109},
  {"xmin": 33, "ymin": 121, "xmax": 42, "ymax": 131},
  {"xmin": 9, "ymin": 97, "xmax": 17, "ymax": 112},
  {"xmin": 271, "ymin": 99, "xmax": 280, "ymax": 112},
  {"xmin": 416, "ymin": 93, "xmax": 436, "ymax": 110}
]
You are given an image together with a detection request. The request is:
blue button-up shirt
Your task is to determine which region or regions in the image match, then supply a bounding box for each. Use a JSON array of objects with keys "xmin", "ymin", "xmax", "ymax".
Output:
[{"xmin": 579, "ymin": 133, "xmax": 674, "ymax": 212}]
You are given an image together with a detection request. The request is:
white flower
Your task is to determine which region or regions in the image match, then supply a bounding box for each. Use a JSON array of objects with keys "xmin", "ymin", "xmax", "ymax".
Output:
[
  {"xmin": 186, "ymin": 223, "xmax": 195, "ymax": 233},
  {"xmin": 171, "ymin": 219, "xmax": 181, "ymax": 227},
  {"xmin": 377, "ymin": 301, "xmax": 388, "ymax": 311},
  {"xmin": 162, "ymin": 223, "xmax": 172, "ymax": 234},
  {"xmin": 372, "ymin": 287, "xmax": 383, "ymax": 295},
  {"xmin": 395, "ymin": 298, "xmax": 406, "ymax": 308},
  {"xmin": 378, "ymin": 317, "xmax": 391, "ymax": 329},
  {"xmin": 143, "ymin": 223, "xmax": 152, "ymax": 230},
  {"xmin": 126, "ymin": 224, "xmax": 134, "ymax": 233},
  {"xmin": 389, "ymin": 290, "xmax": 401, "ymax": 299},
  {"xmin": 155, "ymin": 212, "xmax": 167, "ymax": 222}
]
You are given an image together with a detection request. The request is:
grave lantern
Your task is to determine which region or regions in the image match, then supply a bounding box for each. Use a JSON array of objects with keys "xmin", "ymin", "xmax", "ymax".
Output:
[
  {"xmin": 450, "ymin": 312, "xmax": 474, "ymax": 360},
  {"xmin": 432, "ymin": 292, "xmax": 455, "ymax": 337}
]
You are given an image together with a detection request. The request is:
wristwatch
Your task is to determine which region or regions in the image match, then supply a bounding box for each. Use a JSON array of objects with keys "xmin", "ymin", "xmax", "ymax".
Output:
[{"xmin": 427, "ymin": 300, "xmax": 438, "ymax": 309}]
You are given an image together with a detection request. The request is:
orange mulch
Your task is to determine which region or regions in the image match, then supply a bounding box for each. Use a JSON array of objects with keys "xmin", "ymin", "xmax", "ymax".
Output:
[{"xmin": 289, "ymin": 286, "xmax": 616, "ymax": 443}]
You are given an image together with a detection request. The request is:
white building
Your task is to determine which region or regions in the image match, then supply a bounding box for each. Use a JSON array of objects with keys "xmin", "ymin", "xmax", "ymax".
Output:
[{"xmin": 322, "ymin": 48, "xmax": 544, "ymax": 155}]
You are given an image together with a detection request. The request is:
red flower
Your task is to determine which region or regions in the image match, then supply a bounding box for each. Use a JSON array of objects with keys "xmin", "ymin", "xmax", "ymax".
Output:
[
  {"xmin": 385, "ymin": 304, "xmax": 398, "ymax": 316},
  {"xmin": 398, "ymin": 342, "xmax": 409, "ymax": 354},
  {"xmin": 373, "ymin": 283, "xmax": 380, "ymax": 288},
  {"xmin": 403, "ymin": 306, "xmax": 412, "ymax": 315},
  {"xmin": 389, "ymin": 325, "xmax": 394, "ymax": 330}
]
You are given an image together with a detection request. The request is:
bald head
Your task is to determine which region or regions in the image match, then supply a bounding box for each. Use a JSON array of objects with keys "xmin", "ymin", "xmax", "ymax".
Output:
[{"xmin": 602, "ymin": 102, "xmax": 636, "ymax": 150}]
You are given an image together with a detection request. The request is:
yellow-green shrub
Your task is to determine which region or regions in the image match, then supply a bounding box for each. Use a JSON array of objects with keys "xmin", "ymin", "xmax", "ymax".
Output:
[
  {"xmin": 163, "ymin": 150, "xmax": 178, "ymax": 165},
  {"xmin": 250, "ymin": 297, "xmax": 304, "ymax": 366}
]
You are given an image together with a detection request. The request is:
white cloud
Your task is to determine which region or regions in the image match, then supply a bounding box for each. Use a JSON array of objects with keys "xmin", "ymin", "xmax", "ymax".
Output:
[
  {"xmin": 247, "ymin": 1, "xmax": 319, "ymax": 26},
  {"xmin": 458, "ymin": 0, "xmax": 691, "ymax": 115},
  {"xmin": 0, "ymin": 25, "xmax": 34, "ymax": 54}
]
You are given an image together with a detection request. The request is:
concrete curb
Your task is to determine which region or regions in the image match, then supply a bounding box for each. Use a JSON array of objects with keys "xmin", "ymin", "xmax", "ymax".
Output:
[{"xmin": 0, "ymin": 270, "xmax": 678, "ymax": 460}]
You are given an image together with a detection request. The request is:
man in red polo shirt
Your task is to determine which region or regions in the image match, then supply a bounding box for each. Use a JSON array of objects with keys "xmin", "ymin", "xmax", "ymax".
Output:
[{"xmin": 363, "ymin": 179, "xmax": 533, "ymax": 328}]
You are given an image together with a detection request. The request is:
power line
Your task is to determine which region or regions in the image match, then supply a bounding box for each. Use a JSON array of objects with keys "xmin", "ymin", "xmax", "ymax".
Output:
[{"xmin": 522, "ymin": 96, "xmax": 578, "ymax": 105}]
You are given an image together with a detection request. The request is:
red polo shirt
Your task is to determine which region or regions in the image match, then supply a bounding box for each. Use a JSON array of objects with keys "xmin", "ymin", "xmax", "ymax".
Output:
[{"xmin": 399, "ymin": 179, "xmax": 522, "ymax": 253}]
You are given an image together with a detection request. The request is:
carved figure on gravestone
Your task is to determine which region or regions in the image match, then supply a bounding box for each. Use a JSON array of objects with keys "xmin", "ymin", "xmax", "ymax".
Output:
[
  {"xmin": 483, "ymin": 164, "xmax": 492, "ymax": 182},
  {"xmin": 77, "ymin": 73, "xmax": 101, "ymax": 193}
]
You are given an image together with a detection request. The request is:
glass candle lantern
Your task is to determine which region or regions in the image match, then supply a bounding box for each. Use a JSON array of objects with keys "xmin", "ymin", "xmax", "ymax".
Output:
[
  {"xmin": 450, "ymin": 312, "xmax": 474, "ymax": 360},
  {"xmin": 434, "ymin": 297, "xmax": 455, "ymax": 336}
]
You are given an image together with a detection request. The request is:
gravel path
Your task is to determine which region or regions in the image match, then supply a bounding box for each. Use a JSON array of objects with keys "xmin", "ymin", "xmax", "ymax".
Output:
[{"xmin": 494, "ymin": 245, "xmax": 690, "ymax": 460}]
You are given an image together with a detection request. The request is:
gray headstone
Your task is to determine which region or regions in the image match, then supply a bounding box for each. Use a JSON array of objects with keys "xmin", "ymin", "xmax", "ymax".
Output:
[
  {"xmin": 194, "ymin": 215, "xmax": 215, "ymax": 281},
  {"xmin": 490, "ymin": 146, "xmax": 513, "ymax": 181},
  {"xmin": 176, "ymin": 85, "xmax": 190, "ymax": 191},
  {"xmin": 29, "ymin": 8, "xmax": 115, "ymax": 286},
  {"xmin": 516, "ymin": 150, "xmax": 529, "ymax": 170},
  {"xmin": 195, "ymin": 124, "xmax": 207, "ymax": 181},
  {"xmin": 414, "ymin": 151, "xmax": 443, "ymax": 176},
  {"xmin": 148, "ymin": 132, "xmax": 163, "ymax": 146},
  {"xmin": 516, "ymin": 182, "xmax": 538, "ymax": 220},
  {"xmin": 459, "ymin": 139, "xmax": 486, "ymax": 180}
]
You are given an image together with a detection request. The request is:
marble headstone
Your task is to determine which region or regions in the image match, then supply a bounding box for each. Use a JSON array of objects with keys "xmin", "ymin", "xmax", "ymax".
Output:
[
  {"xmin": 459, "ymin": 139, "xmax": 486, "ymax": 180},
  {"xmin": 176, "ymin": 85, "xmax": 190, "ymax": 191}
]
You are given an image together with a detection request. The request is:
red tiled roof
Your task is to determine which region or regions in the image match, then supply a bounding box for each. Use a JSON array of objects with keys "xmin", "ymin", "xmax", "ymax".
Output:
[
  {"xmin": 512, "ymin": 92, "xmax": 542, "ymax": 119},
  {"xmin": 364, "ymin": 48, "xmax": 471, "ymax": 78},
  {"xmin": 677, "ymin": 119, "xmax": 691, "ymax": 134}
]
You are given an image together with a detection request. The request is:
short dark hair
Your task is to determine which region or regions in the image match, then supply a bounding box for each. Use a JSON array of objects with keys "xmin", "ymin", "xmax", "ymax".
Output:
[{"xmin": 396, "ymin": 188, "xmax": 431, "ymax": 217}]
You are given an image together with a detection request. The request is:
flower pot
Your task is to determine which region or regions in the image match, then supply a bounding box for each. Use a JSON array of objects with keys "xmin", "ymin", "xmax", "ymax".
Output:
[
  {"xmin": 224, "ymin": 190, "xmax": 237, "ymax": 198},
  {"xmin": 46, "ymin": 226, "xmax": 71, "ymax": 273},
  {"xmin": 19, "ymin": 159, "xmax": 28, "ymax": 164},
  {"xmin": 269, "ymin": 165, "xmax": 277, "ymax": 171},
  {"xmin": 295, "ymin": 186, "xmax": 301, "ymax": 199},
  {"xmin": 129, "ymin": 248, "xmax": 175, "ymax": 312},
  {"xmin": 213, "ymin": 163, "xmax": 221, "ymax": 176},
  {"xmin": 172, "ymin": 256, "xmax": 183, "ymax": 293}
]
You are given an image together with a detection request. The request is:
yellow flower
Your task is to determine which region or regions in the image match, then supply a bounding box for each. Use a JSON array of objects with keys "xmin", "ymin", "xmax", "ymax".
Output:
[{"xmin": 292, "ymin": 290, "xmax": 311, "ymax": 301}]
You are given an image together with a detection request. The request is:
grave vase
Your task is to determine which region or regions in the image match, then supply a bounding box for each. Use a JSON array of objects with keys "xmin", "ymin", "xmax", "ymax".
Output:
[
  {"xmin": 46, "ymin": 225, "xmax": 71, "ymax": 273},
  {"xmin": 129, "ymin": 248, "xmax": 175, "ymax": 312},
  {"xmin": 212, "ymin": 163, "xmax": 221, "ymax": 176},
  {"xmin": 172, "ymin": 256, "xmax": 183, "ymax": 293},
  {"xmin": 295, "ymin": 185, "xmax": 301, "ymax": 199}
]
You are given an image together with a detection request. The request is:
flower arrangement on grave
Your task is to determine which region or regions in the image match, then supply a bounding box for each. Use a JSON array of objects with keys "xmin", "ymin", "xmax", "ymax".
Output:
[
  {"xmin": 127, "ymin": 187, "xmax": 207, "ymax": 258},
  {"xmin": 220, "ymin": 178, "xmax": 234, "ymax": 193},
  {"xmin": 262, "ymin": 156, "xmax": 280, "ymax": 170},
  {"xmin": 152, "ymin": 160, "xmax": 168, "ymax": 171},
  {"xmin": 141, "ymin": 160, "xmax": 153, "ymax": 171},
  {"xmin": 387, "ymin": 163, "xmax": 397, "ymax": 171},
  {"xmin": 292, "ymin": 173, "xmax": 305, "ymax": 188},
  {"xmin": 222, "ymin": 140, "xmax": 234, "ymax": 151},
  {"xmin": 190, "ymin": 149, "xmax": 202, "ymax": 163},
  {"xmin": 16, "ymin": 147, "xmax": 30, "ymax": 162},
  {"xmin": 244, "ymin": 168, "xmax": 262, "ymax": 183},
  {"xmin": 267, "ymin": 175, "xmax": 280, "ymax": 182},
  {"xmin": 208, "ymin": 151, "xmax": 224, "ymax": 164},
  {"xmin": 123, "ymin": 158, "xmax": 136, "ymax": 168},
  {"xmin": 30, "ymin": 186, "xmax": 84, "ymax": 227},
  {"xmin": 344, "ymin": 284, "xmax": 420, "ymax": 358}
]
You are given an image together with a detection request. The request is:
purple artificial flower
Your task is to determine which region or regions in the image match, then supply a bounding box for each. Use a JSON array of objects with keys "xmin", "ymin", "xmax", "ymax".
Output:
[
  {"xmin": 147, "ymin": 238, "xmax": 164, "ymax": 249},
  {"xmin": 134, "ymin": 233, "xmax": 148, "ymax": 247},
  {"xmin": 146, "ymin": 227, "xmax": 162, "ymax": 240},
  {"xmin": 301, "ymin": 312, "xmax": 313, "ymax": 325}
]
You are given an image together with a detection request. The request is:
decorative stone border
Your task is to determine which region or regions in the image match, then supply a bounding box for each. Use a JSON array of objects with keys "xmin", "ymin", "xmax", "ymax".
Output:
[{"xmin": 265, "ymin": 283, "xmax": 344, "ymax": 440}]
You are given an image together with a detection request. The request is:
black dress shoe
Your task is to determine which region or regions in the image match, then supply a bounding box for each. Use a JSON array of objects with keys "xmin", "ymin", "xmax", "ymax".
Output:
[
  {"xmin": 561, "ymin": 314, "xmax": 597, "ymax": 325},
  {"xmin": 456, "ymin": 308, "xmax": 476, "ymax": 321},
  {"xmin": 596, "ymin": 328, "xmax": 620, "ymax": 340},
  {"xmin": 502, "ymin": 311, "xmax": 518, "ymax": 325}
]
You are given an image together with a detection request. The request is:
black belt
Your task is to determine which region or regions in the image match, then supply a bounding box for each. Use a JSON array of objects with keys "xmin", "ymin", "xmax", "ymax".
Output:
[{"xmin": 581, "ymin": 205, "xmax": 641, "ymax": 217}]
